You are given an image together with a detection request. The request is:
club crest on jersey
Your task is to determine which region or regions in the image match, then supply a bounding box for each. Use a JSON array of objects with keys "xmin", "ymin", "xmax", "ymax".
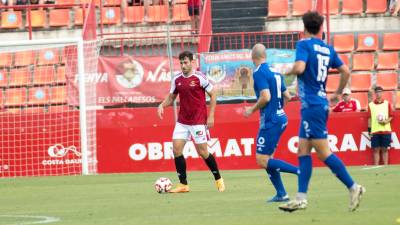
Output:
[
  {"xmin": 195, "ymin": 130, "xmax": 203, "ymax": 136},
  {"xmin": 189, "ymin": 80, "xmax": 196, "ymax": 87}
]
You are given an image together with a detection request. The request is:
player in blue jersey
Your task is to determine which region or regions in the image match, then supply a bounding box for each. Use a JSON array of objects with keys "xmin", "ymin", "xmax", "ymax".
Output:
[
  {"xmin": 278, "ymin": 11, "xmax": 365, "ymax": 212},
  {"xmin": 244, "ymin": 43, "xmax": 298, "ymax": 203}
]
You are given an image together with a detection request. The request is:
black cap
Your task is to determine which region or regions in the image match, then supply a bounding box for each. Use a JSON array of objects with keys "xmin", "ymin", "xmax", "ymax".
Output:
[{"xmin": 374, "ymin": 86, "xmax": 384, "ymax": 92}]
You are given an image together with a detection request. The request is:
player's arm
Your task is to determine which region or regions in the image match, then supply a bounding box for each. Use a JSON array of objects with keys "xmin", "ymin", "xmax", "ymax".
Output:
[
  {"xmin": 284, "ymin": 61, "xmax": 306, "ymax": 76},
  {"xmin": 282, "ymin": 90, "xmax": 291, "ymax": 106},
  {"xmin": 158, "ymin": 93, "xmax": 177, "ymax": 119},
  {"xmin": 206, "ymin": 88, "xmax": 217, "ymax": 128},
  {"xmin": 244, "ymin": 89, "xmax": 270, "ymax": 117}
]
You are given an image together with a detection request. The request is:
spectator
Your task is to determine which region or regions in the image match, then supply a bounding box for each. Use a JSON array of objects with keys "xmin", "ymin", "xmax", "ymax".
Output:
[
  {"xmin": 390, "ymin": 0, "xmax": 400, "ymax": 16},
  {"xmin": 332, "ymin": 88, "xmax": 361, "ymax": 112},
  {"xmin": 188, "ymin": 0, "xmax": 201, "ymax": 33},
  {"xmin": 368, "ymin": 86, "xmax": 393, "ymax": 165}
]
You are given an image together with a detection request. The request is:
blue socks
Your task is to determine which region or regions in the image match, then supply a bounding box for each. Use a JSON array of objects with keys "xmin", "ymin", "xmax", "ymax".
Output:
[
  {"xmin": 266, "ymin": 159, "xmax": 299, "ymax": 197},
  {"xmin": 298, "ymin": 155, "xmax": 312, "ymax": 193},
  {"xmin": 266, "ymin": 167, "xmax": 286, "ymax": 197},
  {"xmin": 267, "ymin": 159, "xmax": 299, "ymax": 174},
  {"xmin": 324, "ymin": 154, "xmax": 355, "ymax": 189}
]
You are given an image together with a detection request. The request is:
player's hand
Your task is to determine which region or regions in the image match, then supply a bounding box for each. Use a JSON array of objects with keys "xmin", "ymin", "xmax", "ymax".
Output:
[
  {"xmin": 243, "ymin": 106, "xmax": 253, "ymax": 118},
  {"xmin": 207, "ymin": 116, "xmax": 214, "ymax": 128},
  {"xmin": 157, "ymin": 104, "xmax": 164, "ymax": 119},
  {"xmin": 329, "ymin": 93, "xmax": 340, "ymax": 107}
]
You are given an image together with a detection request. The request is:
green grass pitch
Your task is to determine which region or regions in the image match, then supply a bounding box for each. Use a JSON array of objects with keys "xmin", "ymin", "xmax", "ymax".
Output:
[{"xmin": 0, "ymin": 166, "xmax": 399, "ymax": 225}]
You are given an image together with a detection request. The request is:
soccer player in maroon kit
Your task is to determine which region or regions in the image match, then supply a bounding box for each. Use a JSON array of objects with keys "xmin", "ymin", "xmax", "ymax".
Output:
[{"xmin": 157, "ymin": 51, "xmax": 225, "ymax": 193}]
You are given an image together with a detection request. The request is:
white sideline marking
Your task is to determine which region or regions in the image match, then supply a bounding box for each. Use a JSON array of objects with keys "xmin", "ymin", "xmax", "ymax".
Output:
[
  {"xmin": 361, "ymin": 165, "xmax": 384, "ymax": 170},
  {"xmin": 0, "ymin": 215, "xmax": 60, "ymax": 225}
]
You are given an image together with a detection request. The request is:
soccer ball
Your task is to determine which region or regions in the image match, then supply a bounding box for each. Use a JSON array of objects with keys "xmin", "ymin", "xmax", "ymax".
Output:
[
  {"xmin": 376, "ymin": 113, "xmax": 386, "ymax": 122},
  {"xmin": 154, "ymin": 177, "xmax": 172, "ymax": 193}
]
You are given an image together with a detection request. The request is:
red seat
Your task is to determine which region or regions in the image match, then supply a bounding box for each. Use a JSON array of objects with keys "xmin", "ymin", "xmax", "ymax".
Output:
[
  {"xmin": 49, "ymin": 9, "xmax": 70, "ymax": 27},
  {"xmin": 33, "ymin": 66, "xmax": 56, "ymax": 85},
  {"xmin": 366, "ymin": 0, "xmax": 387, "ymax": 14},
  {"xmin": 123, "ymin": 6, "xmax": 145, "ymax": 23},
  {"xmin": 382, "ymin": 33, "xmax": 400, "ymax": 50},
  {"xmin": 9, "ymin": 67, "xmax": 31, "ymax": 87},
  {"xmin": 351, "ymin": 92, "xmax": 369, "ymax": 111},
  {"xmin": 352, "ymin": 53, "xmax": 375, "ymax": 71},
  {"xmin": 376, "ymin": 72, "xmax": 398, "ymax": 90},
  {"xmin": 381, "ymin": 91, "xmax": 394, "ymax": 105},
  {"xmin": 74, "ymin": 8, "xmax": 84, "ymax": 25},
  {"xmin": 172, "ymin": 4, "xmax": 191, "ymax": 22},
  {"xmin": 55, "ymin": 66, "xmax": 67, "ymax": 84},
  {"xmin": 101, "ymin": 7, "xmax": 121, "ymax": 24},
  {"xmin": 147, "ymin": 5, "xmax": 169, "ymax": 22},
  {"xmin": 0, "ymin": 52, "xmax": 13, "ymax": 67},
  {"xmin": 268, "ymin": 0, "xmax": 289, "ymax": 17},
  {"xmin": 1, "ymin": 11, "xmax": 23, "ymax": 29},
  {"xmin": 55, "ymin": 0, "xmax": 76, "ymax": 4},
  {"xmin": 333, "ymin": 34, "xmax": 354, "ymax": 53},
  {"xmin": 322, "ymin": 0, "xmax": 339, "ymax": 15},
  {"xmin": 326, "ymin": 74, "xmax": 340, "ymax": 93},
  {"xmin": 28, "ymin": 87, "xmax": 50, "ymax": 105},
  {"xmin": 14, "ymin": 51, "xmax": 35, "ymax": 66},
  {"xmin": 26, "ymin": 10, "xmax": 46, "ymax": 28},
  {"xmin": 396, "ymin": 91, "xmax": 400, "ymax": 109},
  {"xmin": 0, "ymin": 89, "xmax": 3, "ymax": 106},
  {"xmin": 350, "ymin": 73, "xmax": 371, "ymax": 92},
  {"xmin": 5, "ymin": 88, "xmax": 27, "ymax": 106},
  {"xmin": 342, "ymin": 0, "xmax": 363, "ymax": 15},
  {"xmin": 38, "ymin": 49, "xmax": 60, "ymax": 65},
  {"xmin": 357, "ymin": 33, "xmax": 379, "ymax": 51},
  {"xmin": 50, "ymin": 86, "xmax": 67, "ymax": 103},
  {"xmin": 292, "ymin": 0, "xmax": 312, "ymax": 16},
  {"xmin": 48, "ymin": 105, "xmax": 70, "ymax": 112},
  {"xmin": 0, "ymin": 70, "xmax": 8, "ymax": 87},
  {"xmin": 376, "ymin": 52, "xmax": 399, "ymax": 70}
]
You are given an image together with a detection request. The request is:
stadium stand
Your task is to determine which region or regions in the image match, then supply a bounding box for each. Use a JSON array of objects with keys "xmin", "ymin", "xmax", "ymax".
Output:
[
  {"xmin": 397, "ymin": 91, "xmax": 400, "ymax": 109},
  {"xmin": 33, "ymin": 66, "xmax": 56, "ymax": 85},
  {"xmin": 351, "ymin": 92, "xmax": 369, "ymax": 110},
  {"xmin": 322, "ymin": 0, "xmax": 339, "ymax": 15},
  {"xmin": 172, "ymin": 4, "xmax": 191, "ymax": 22},
  {"xmin": 292, "ymin": 0, "xmax": 312, "ymax": 16},
  {"xmin": 14, "ymin": 51, "xmax": 35, "ymax": 66},
  {"xmin": 27, "ymin": 10, "xmax": 47, "ymax": 28},
  {"xmin": 28, "ymin": 87, "xmax": 50, "ymax": 105},
  {"xmin": 376, "ymin": 72, "xmax": 399, "ymax": 90},
  {"xmin": 50, "ymin": 86, "xmax": 67, "ymax": 104},
  {"xmin": 147, "ymin": 5, "xmax": 169, "ymax": 22},
  {"xmin": 1, "ymin": 11, "xmax": 23, "ymax": 29},
  {"xmin": 365, "ymin": 0, "xmax": 387, "ymax": 14},
  {"xmin": 382, "ymin": 33, "xmax": 400, "ymax": 51},
  {"xmin": 101, "ymin": 7, "xmax": 121, "ymax": 25},
  {"xmin": 326, "ymin": 74, "xmax": 340, "ymax": 93},
  {"xmin": 5, "ymin": 88, "xmax": 26, "ymax": 106},
  {"xmin": 0, "ymin": 52, "xmax": 13, "ymax": 67},
  {"xmin": 38, "ymin": 49, "xmax": 60, "ymax": 65},
  {"xmin": 49, "ymin": 9, "xmax": 71, "ymax": 27},
  {"xmin": 123, "ymin": 6, "xmax": 145, "ymax": 23},
  {"xmin": 9, "ymin": 68, "xmax": 31, "ymax": 87},
  {"xmin": 376, "ymin": 52, "xmax": 399, "ymax": 70}
]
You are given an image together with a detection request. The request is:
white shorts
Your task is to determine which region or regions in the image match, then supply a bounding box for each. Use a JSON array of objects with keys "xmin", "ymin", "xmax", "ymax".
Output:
[{"xmin": 172, "ymin": 122, "xmax": 210, "ymax": 144}]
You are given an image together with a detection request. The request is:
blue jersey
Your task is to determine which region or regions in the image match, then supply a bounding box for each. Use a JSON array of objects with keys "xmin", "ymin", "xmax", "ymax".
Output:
[
  {"xmin": 295, "ymin": 37, "xmax": 343, "ymax": 108},
  {"xmin": 253, "ymin": 63, "xmax": 287, "ymax": 129}
]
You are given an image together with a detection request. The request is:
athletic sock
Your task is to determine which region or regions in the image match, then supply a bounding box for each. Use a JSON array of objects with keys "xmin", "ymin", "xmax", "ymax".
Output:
[
  {"xmin": 324, "ymin": 154, "xmax": 355, "ymax": 189},
  {"xmin": 174, "ymin": 155, "xmax": 188, "ymax": 185},
  {"xmin": 298, "ymin": 155, "xmax": 312, "ymax": 193},
  {"xmin": 204, "ymin": 154, "xmax": 221, "ymax": 180},
  {"xmin": 267, "ymin": 158, "xmax": 299, "ymax": 174},
  {"xmin": 266, "ymin": 167, "xmax": 286, "ymax": 197}
]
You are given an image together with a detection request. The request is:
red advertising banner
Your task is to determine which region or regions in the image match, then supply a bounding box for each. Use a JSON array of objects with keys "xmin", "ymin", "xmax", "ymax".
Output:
[
  {"xmin": 96, "ymin": 103, "xmax": 400, "ymax": 173},
  {"xmin": 96, "ymin": 56, "xmax": 180, "ymax": 105}
]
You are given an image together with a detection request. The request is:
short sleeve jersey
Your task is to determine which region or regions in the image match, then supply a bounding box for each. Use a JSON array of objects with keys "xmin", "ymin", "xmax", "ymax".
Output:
[
  {"xmin": 296, "ymin": 37, "xmax": 343, "ymax": 108},
  {"xmin": 170, "ymin": 71, "xmax": 213, "ymax": 125},
  {"xmin": 253, "ymin": 63, "xmax": 287, "ymax": 129}
]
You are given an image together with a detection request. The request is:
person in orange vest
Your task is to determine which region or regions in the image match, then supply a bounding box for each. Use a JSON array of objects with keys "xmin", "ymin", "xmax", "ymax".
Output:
[{"xmin": 368, "ymin": 86, "xmax": 394, "ymax": 165}]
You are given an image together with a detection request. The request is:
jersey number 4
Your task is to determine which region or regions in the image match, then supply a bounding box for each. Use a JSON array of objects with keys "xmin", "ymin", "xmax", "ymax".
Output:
[{"xmin": 317, "ymin": 54, "xmax": 330, "ymax": 82}]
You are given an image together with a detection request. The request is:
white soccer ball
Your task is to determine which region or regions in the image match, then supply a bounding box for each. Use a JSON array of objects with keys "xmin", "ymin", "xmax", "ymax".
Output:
[
  {"xmin": 154, "ymin": 177, "xmax": 172, "ymax": 194},
  {"xmin": 376, "ymin": 113, "xmax": 386, "ymax": 122}
]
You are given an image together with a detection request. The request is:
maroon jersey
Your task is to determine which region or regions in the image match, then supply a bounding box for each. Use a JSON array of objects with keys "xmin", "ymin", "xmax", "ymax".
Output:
[{"xmin": 170, "ymin": 71, "xmax": 213, "ymax": 125}]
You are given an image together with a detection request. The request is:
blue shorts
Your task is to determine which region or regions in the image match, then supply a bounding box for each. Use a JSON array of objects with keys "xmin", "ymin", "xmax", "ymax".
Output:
[
  {"xmin": 371, "ymin": 133, "xmax": 392, "ymax": 148},
  {"xmin": 299, "ymin": 105, "xmax": 329, "ymax": 139},
  {"xmin": 256, "ymin": 118, "xmax": 288, "ymax": 155}
]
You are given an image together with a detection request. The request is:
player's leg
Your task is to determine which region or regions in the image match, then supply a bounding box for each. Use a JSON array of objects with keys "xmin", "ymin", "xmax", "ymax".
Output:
[
  {"xmin": 381, "ymin": 133, "xmax": 391, "ymax": 165},
  {"xmin": 191, "ymin": 125, "xmax": 225, "ymax": 192},
  {"xmin": 256, "ymin": 125, "xmax": 298, "ymax": 202},
  {"xmin": 169, "ymin": 123, "xmax": 190, "ymax": 193},
  {"xmin": 371, "ymin": 134, "xmax": 380, "ymax": 165}
]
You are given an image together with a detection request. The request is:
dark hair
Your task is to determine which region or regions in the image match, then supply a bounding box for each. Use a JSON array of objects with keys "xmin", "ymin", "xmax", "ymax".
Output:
[
  {"xmin": 302, "ymin": 11, "xmax": 324, "ymax": 35},
  {"xmin": 374, "ymin": 86, "xmax": 384, "ymax": 92},
  {"xmin": 179, "ymin": 51, "xmax": 194, "ymax": 61}
]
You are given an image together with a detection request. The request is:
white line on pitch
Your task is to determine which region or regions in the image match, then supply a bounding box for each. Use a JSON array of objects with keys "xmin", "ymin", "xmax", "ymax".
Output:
[
  {"xmin": 361, "ymin": 165, "xmax": 384, "ymax": 170},
  {"xmin": 0, "ymin": 215, "xmax": 60, "ymax": 225}
]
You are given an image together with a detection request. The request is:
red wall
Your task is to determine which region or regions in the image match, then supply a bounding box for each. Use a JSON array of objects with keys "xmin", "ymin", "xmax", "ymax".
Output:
[{"xmin": 97, "ymin": 102, "xmax": 400, "ymax": 173}]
